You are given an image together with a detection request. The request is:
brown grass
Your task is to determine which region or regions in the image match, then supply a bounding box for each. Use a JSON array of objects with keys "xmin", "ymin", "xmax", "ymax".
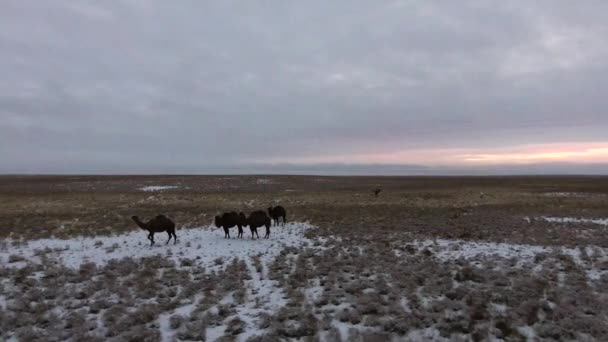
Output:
[
  {"xmin": 2, "ymin": 175, "xmax": 608, "ymax": 340},
  {"xmin": 1, "ymin": 175, "xmax": 608, "ymax": 247}
]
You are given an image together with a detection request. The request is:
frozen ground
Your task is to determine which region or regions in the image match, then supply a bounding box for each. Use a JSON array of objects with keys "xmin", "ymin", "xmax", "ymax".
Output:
[
  {"xmin": 2, "ymin": 220, "xmax": 608, "ymax": 340},
  {"xmin": 0, "ymin": 223, "xmax": 318, "ymax": 341},
  {"xmin": 395, "ymin": 238, "xmax": 608, "ymax": 281},
  {"xmin": 0, "ymin": 222, "xmax": 313, "ymax": 270}
]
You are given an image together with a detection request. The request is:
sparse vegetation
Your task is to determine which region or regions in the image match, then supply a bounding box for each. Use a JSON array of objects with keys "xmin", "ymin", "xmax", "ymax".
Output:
[{"xmin": 1, "ymin": 175, "xmax": 608, "ymax": 340}]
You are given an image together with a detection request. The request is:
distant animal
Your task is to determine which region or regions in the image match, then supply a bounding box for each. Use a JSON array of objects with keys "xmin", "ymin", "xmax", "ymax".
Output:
[
  {"xmin": 373, "ymin": 188, "xmax": 382, "ymax": 197},
  {"xmin": 267, "ymin": 206, "xmax": 287, "ymax": 226},
  {"xmin": 131, "ymin": 214, "xmax": 177, "ymax": 246},
  {"xmin": 247, "ymin": 210, "xmax": 271, "ymax": 239},
  {"xmin": 214, "ymin": 211, "xmax": 246, "ymax": 239}
]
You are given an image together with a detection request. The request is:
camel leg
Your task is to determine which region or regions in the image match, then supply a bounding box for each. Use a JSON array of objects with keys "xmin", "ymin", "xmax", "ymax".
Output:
[
  {"xmin": 265, "ymin": 224, "xmax": 270, "ymax": 239},
  {"xmin": 166, "ymin": 231, "xmax": 172, "ymax": 244},
  {"xmin": 173, "ymin": 232, "xmax": 177, "ymax": 244},
  {"xmin": 237, "ymin": 226, "xmax": 243, "ymax": 239},
  {"xmin": 149, "ymin": 233, "xmax": 155, "ymax": 246}
]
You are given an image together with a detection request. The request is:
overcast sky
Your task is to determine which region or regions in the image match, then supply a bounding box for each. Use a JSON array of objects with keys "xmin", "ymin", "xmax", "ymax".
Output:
[{"xmin": 2, "ymin": 1, "xmax": 608, "ymax": 174}]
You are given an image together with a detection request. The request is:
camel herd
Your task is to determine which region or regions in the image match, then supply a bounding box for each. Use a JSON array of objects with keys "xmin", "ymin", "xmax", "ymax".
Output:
[{"xmin": 131, "ymin": 206, "xmax": 287, "ymax": 246}]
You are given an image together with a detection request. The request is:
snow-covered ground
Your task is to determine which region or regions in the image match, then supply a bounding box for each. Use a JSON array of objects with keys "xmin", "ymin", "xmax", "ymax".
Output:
[
  {"xmin": 139, "ymin": 185, "xmax": 179, "ymax": 192},
  {"xmin": 407, "ymin": 238, "xmax": 607, "ymax": 264},
  {"xmin": 394, "ymin": 238, "xmax": 608, "ymax": 283},
  {"xmin": 543, "ymin": 192, "xmax": 586, "ymax": 197},
  {"xmin": 3, "ymin": 221, "xmax": 607, "ymax": 341},
  {"xmin": 0, "ymin": 222, "xmax": 314, "ymax": 269},
  {"xmin": 1, "ymin": 222, "xmax": 317, "ymax": 342},
  {"xmin": 537, "ymin": 216, "xmax": 608, "ymax": 226}
]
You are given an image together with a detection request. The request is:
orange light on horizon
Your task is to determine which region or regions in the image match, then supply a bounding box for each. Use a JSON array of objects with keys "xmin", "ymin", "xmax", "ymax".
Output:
[
  {"xmin": 461, "ymin": 146, "xmax": 608, "ymax": 164},
  {"xmin": 258, "ymin": 142, "xmax": 608, "ymax": 166}
]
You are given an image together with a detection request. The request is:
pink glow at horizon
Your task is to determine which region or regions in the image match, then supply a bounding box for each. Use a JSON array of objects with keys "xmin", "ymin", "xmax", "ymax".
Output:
[{"xmin": 276, "ymin": 142, "xmax": 608, "ymax": 165}]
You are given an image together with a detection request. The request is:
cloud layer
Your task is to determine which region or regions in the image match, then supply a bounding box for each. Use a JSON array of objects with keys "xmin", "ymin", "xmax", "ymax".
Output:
[{"xmin": 2, "ymin": 1, "xmax": 608, "ymax": 173}]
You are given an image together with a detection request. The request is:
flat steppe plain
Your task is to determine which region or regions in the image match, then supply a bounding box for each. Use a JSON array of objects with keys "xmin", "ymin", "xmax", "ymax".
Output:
[{"xmin": 1, "ymin": 175, "xmax": 608, "ymax": 341}]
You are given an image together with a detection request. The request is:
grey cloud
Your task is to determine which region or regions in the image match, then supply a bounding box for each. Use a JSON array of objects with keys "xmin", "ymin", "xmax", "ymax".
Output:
[{"xmin": 1, "ymin": 1, "xmax": 608, "ymax": 173}]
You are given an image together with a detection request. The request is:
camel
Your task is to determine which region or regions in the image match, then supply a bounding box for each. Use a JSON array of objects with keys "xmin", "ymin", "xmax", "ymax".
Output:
[
  {"xmin": 373, "ymin": 188, "xmax": 382, "ymax": 197},
  {"xmin": 268, "ymin": 206, "xmax": 287, "ymax": 226},
  {"xmin": 131, "ymin": 214, "xmax": 177, "ymax": 246},
  {"xmin": 214, "ymin": 211, "xmax": 246, "ymax": 238},
  {"xmin": 247, "ymin": 210, "xmax": 271, "ymax": 239},
  {"xmin": 239, "ymin": 212, "xmax": 247, "ymax": 227}
]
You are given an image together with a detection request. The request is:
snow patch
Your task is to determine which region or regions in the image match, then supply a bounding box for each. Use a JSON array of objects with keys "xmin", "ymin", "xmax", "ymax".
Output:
[
  {"xmin": 0, "ymin": 222, "xmax": 315, "ymax": 269},
  {"xmin": 139, "ymin": 185, "xmax": 179, "ymax": 192},
  {"xmin": 158, "ymin": 295, "xmax": 202, "ymax": 342},
  {"xmin": 395, "ymin": 238, "xmax": 608, "ymax": 282},
  {"xmin": 543, "ymin": 192, "xmax": 588, "ymax": 197},
  {"xmin": 538, "ymin": 216, "xmax": 608, "ymax": 226}
]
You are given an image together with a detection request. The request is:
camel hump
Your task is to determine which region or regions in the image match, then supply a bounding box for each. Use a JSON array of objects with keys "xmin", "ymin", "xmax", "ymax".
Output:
[{"xmin": 269, "ymin": 206, "xmax": 286, "ymax": 216}]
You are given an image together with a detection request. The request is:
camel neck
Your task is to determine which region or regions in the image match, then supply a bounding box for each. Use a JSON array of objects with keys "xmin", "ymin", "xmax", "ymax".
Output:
[{"xmin": 132, "ymin": 217, "xmax": 148, "ymax": 230}]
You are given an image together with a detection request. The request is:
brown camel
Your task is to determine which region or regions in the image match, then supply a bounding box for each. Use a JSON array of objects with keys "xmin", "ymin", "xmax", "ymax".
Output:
[
  {"xmin": 214, "ymin": 211, "xmax": 246, "ymax": 239},
  {"xmin": 247, "ymin": 210, "xmax": 271, "ymax": 239},
  {"xmin": 132, "ymin": 214, "xmax": 177, "ymax": 246},
  {"xmin": 268, "ymin": 206, "xmax": 287, "ymax": 226},
  {"xmin": 373, "ymin": 188, "xmax": 382, "ymax": 197}
]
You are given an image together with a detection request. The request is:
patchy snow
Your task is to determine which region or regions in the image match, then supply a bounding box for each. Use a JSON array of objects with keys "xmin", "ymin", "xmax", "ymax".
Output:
[
  {"xmin": 395, "ymin": 238, "xmax": 608, "ymax": 282},
  {"xmin": 0, "ymin": 222, "xmax": 315, "ymax": 269},
  {"xmin": 538, "ymin": 216, "xmax": 608, "ymax": 226},
  {"xmin": 205, "ymin": 325, "xmax": 227, "ymax": 341},
  {"xmin": 139, "ymin": 185, "xmax": 179, "ymax": 192},
  {"xmin": 543, "ymin": 192, "xmax": 587, "ymax": 197},
  {"xmin": 405, "ymin": 327, "xmax": 446, "ymax": 341},
  {"xmin": 400, "ymin": 297, "xmax": 412, "ymax": 313},
  {"xmin": 403, "ymin": 238, "xmax": 607, "ymax": 264},
  {"xmin": 517, "ymin": 326, "xmax": 538, "ymax": 340},
  {"xmin": 490, "ymin": 303, "xmax": 508, "ymax": 316},
  {"xmin": 1, "ymin": 222, "xmax": 319, "ymax": 341},
  {"xmin": 157, "ymin": 294, "xmax": 202, "ymax": 342},
  {"xmin": 256, "ymin": 178, "xmax": 273, "ymax": 185},
  {"xmin": 415, "ymin": 239, "xmax": 547, "ymax": 262},
  {"xmin": 209, "ymin": 256, "xmax": 292, "ymax": 341},
  {"xmin": 0, "ymin": 295, "xmax": 6, "ymax": 311}
]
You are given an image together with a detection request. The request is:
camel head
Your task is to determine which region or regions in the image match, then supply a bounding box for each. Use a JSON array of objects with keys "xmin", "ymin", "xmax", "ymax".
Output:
[
  {"xmin": 214, "ymin": 215, "xmax": 222, "ymax": 228},
  {"xmin": 267, "ymin": 207, "xmax": 273, "ymax": 215},
  {"xmin": 131, "ymin": 216, "xmax": 148, "ymax": 230},
  {"xmin": 238, "ymin": 212, "xmax": 247, "ymax": 225}
]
